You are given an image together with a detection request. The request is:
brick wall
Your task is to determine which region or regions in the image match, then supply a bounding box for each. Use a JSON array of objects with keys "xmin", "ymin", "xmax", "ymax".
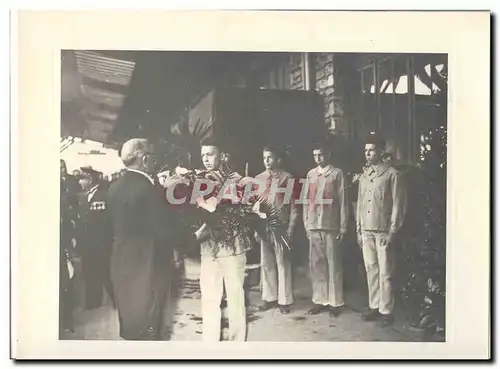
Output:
[
  {"xmin": 288, "ymin": 53, "xmax": 305, "ymax": 90},
  {"xmin": 263, "ymin": 52, "xmax": 351, "ymax": 137},
  {"xmin": 314, "ymin": 53, "xmax": 335, "ymax": 130},
  {"xmin": 313, "ymin": 53, "xmax": 350, "ymax": 137}
]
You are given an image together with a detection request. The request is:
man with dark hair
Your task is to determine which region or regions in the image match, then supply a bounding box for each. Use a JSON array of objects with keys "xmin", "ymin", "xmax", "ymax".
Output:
[
  {"xmin": 255, "ymin": 145, "xmax": 299, "ymax": 314},
  {"xmin": 194, "ymin": 141, "xmax": 250, "ymax": 341},
  {"xmin": 303, "ymin": 142, "xmax": 348, "ymax": 317},
  {"xmin": 356, "ymin": 135, "xmax": 407, "ymax": 327}
]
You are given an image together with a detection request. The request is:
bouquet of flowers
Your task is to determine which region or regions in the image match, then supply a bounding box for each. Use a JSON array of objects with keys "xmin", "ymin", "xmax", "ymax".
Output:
[{"xmin": 159, "ymin": 159, "xmax": 291, "ymax": 258}]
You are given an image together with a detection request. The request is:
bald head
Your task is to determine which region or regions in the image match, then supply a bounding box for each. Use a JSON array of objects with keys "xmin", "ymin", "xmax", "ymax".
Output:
[{"xmin": 120, "ymin": 138, "xmax": 156, "ymax": 173}]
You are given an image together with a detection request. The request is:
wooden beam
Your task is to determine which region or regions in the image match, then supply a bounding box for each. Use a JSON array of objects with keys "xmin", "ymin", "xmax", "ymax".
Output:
[
  {"xmin": 75, "ymin": 54, "xmax": 135, "ymax": 69},
  {"xmin": 79, "ymin": 71, "xmax": 131, "ymax": 86},
  {"xmin": 407, "ymin": 55, "xmax": 417, "ymax": 164},
  {"xmin": 76, "ymin": 60, "xmax": 134, "ymax": 75},
  {"xmin": 80, "ymin": 85, "xmax": 126, "ymax": 101},
  {"xmin": 83, "ymin": 108, "xmax": 119, "ymax": 122},
  {"xmin": 374, "ymin": 61, "xmax": 380, "ymax": 132},
  {"xmin": 80, "ymin": 93, "xmax": 125, "ymax": 109},
  {"xmin": 391, "ymin": 57, "xmax": 396, "ymax": 131},
  {"xmin": 81, "ymin": 94, "xmax": 122, "ymax": 109},
  {"xmin": 93, "ymin": 50, "xmax": 137, "ymax": 62},
  {"xmin": 76, "ymin": 64, "xmax": 133, "ymax": 80},
  {"xmin": 81, "ymin": 77, "xmax": 129, "ymax": 94},
  {"xmin": 79, "ymin": 68, "xmax": 130, "ymax": 83},
  {"xmin": 74, "ymin": 50, "xmax": 135, "ymax": 68}
]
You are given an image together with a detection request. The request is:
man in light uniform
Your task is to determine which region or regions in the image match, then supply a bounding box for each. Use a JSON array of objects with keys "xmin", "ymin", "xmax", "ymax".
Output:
[
  {"xmin": 194, "ymin": 142, "xmax": 250, "ymax": 341},
  {"xmin": 357, "ymin": 135, "xmax": 407, "ymax": 327},
  {"xmin": 255, "ymin": 146, "xmax": 299, "ymax": 314},
  {"xmin": 303, "ymin": 143, "xmax": 348, "ymax": 317}
]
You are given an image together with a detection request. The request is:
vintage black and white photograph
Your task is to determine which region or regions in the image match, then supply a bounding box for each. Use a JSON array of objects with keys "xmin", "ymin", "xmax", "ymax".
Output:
[
  {"xmin": 13, "ymin": 10, "xmax": 490, "ymax": 360},
  {"xmin": 59, "ymin": 50, "xmax": 448, "ymax": 343}
]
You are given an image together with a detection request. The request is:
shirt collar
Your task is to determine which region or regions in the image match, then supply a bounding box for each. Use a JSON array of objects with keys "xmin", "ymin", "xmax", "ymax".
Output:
[
  {"xmin": 315, "ymin": 165, "xmax": 334, "ymax": 176},
  {"xmin": 127, "ymin": 168, "xmax": 155, "ymax": 185},
  {"xmin": 368, "ymin": 163, "xmax": 389, "ymax": 177},
  {"xmin": 266, "ymin": 169, "xmax": 282, "ymax": 179}
]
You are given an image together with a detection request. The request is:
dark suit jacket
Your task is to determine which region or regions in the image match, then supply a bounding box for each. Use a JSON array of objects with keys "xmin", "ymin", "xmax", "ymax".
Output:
[
  {"xmin": 106, "ymin": 170, "xmax": 186, "ymax": 339},
  {"xmin": 107, "ymin": 170, "xmax": 178, "ymax": 243}
]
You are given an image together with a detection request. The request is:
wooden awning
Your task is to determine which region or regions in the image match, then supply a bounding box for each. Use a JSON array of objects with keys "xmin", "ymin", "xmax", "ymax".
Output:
[{"xmin": 61, "ymin": 50, "xmax": 136, "ymax": 144}]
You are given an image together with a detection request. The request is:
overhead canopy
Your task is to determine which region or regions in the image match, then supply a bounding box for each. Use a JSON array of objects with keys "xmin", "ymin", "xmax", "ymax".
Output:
[
  {"xmin": 61, "ymin": 50, "xmax": 136, "ymax": 144},
  {"xmin": 61, "ymin": 51, "xmax": 293, "ymax": 149},
  {"xmin": 110, "ymin": 51, "xmax": 291, "ymax": 144},
  {"xmin": 175, "ymin": 87, "xmax": 327, "ymax": 177}
]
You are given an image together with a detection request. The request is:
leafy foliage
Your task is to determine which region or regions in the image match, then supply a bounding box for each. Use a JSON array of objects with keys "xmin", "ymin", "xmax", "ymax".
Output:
[{"xmin": 400, "ymin": 72, "xmax": 447, "ymax": 338}]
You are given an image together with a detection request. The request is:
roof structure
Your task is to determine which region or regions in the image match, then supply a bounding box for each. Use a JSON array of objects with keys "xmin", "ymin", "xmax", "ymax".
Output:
[{"xmin": 61, "ymin": 50, "xmax": 136, "ymax": 144}]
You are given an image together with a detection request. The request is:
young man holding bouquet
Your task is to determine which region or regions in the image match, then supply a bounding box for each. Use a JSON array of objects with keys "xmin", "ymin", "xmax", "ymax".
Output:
[
  {"xmin": 255, "ymin": 146, "xmax": 299, "ymax": 314},
  {"xmin": 194, "ymin": 141, "xmax": 251, "ymax": 342},
  {"xmin": 303, "ymin": 143, "xmax": 349, "ymax": 318}
]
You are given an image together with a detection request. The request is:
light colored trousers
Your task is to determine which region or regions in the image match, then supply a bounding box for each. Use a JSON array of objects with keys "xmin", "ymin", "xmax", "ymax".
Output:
[
  {"xmin": 361, "ymin": 231, "xmax": 395, "ymax": 315},
  {"xmin": 309, "ymin": 230, "xmax": 344, "ymax": 307},
  {"xmin": 199, "ymin": 253, "xmax": 247, "ymax": 341},
  {"xmin": 260, "ymin": 238, "xmax": 293, "ymax": 305}
]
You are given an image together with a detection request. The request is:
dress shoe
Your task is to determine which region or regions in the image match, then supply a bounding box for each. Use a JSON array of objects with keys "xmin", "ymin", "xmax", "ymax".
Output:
[
  {"xmin": 258, "ymin": 300, "xmax": 278, "ymax": 312},
  {"xmin": 328, "ymin": 306, "xmax": 342, "ymax": 317},
  {"xmin": 140, "ymin": 327, "xmax": 160, "ymax": 340},
  {"xmin": 279, "ymin": 304, "xmax": 292, "ymax": 314},
  {"xmin": 307, "ymin": 304, "xmax": 328, "ymax": 315},
  {"xmin": 361, "ymin": 309, "xmax": 381, "ymax": 321},
  {"xmin": 379, "ymin": 314, "xmax": 394, "ymax": 327}
]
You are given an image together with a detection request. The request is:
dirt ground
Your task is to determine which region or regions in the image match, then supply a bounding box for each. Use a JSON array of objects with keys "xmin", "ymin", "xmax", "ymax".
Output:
[{"xmin": 62, "ymin": 257, "xmax": 439, "ymax": 342}]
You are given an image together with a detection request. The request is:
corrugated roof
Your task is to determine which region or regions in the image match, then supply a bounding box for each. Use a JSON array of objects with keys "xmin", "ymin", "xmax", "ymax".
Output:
[
  {"xmin": 74, "ymin": 50, "xmax": 135, "ymax": 86},
  {"xmin": 61, "ymin": 50, "xmax": 136, "ymax": 144}
]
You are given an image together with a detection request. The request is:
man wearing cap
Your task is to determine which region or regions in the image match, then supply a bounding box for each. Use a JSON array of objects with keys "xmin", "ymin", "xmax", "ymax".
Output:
[
  {"xmin": 77, "ymin": 166, "xmax": 115, "ymax": 310},
  {"xmin": 194, "ymin": 139, "xmax": 251, "ymax": 342},
  {"xmin": 356, "ymin": 135, "xmax": 407, "ymax": 327}
]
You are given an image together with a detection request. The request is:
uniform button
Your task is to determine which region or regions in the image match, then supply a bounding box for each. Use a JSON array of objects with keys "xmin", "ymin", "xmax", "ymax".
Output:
[
  {"xmin": 368, "ymin": 211, "xmax": 371, "ymax": 214},
  {"xmin": 368, "ymin": 200, "xmax": 371, "ymax": 203}
]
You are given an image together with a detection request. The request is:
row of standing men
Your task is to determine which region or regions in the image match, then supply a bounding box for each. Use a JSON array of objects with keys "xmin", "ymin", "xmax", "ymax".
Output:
[{"xmin": 59, "ymin": 134, "xmax": 407, "ymax": 341}]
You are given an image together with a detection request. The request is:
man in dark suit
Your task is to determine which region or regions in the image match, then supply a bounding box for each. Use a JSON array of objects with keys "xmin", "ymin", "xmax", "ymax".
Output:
[{"xmin": 107, "ymin": 138, "xmax": 187, "ymax": 340}]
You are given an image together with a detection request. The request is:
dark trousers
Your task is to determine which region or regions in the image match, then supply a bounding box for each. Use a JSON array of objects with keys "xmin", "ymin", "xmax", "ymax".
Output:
[
  {"xmin": 111, "ymin": 239, "xmax": 172, "ymax": 340},
  {"xmin": 82, "ymin": 244, "xmax": 115, "ymax": 310}
]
